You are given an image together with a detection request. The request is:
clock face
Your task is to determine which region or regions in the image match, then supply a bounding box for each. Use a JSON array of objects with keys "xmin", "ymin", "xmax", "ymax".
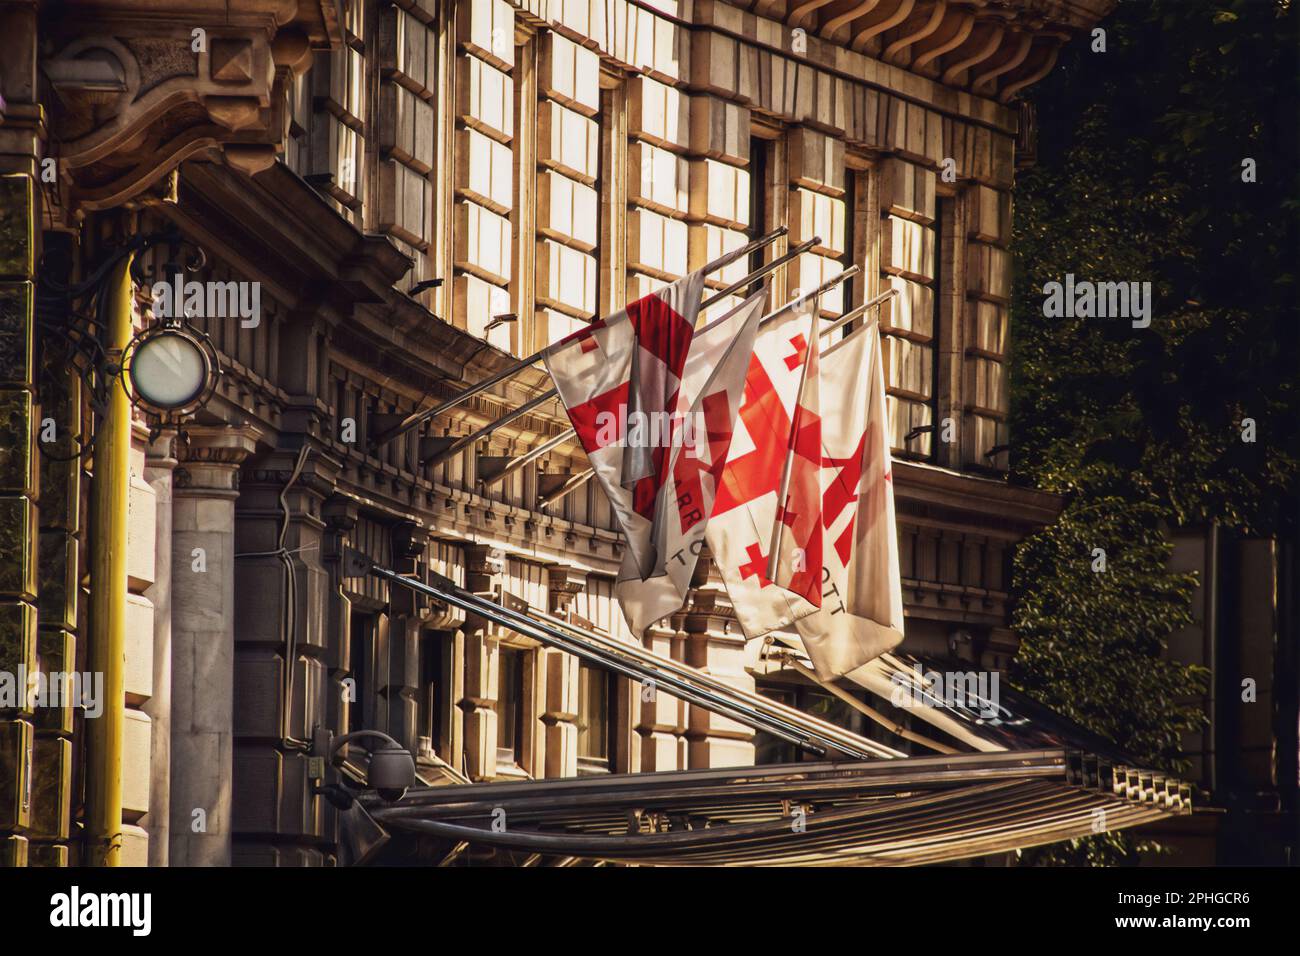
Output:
[{"xmin": 129, "ymin": 330, "xmax": 208, "ymax": 409}]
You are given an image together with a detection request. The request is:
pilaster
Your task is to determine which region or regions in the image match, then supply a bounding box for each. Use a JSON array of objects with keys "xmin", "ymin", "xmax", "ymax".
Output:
[
  {"xmin": 169, "ymin": 424, "xmax": 255, "ymax": 866},
  {"xmin": 683, "ymin": 554, "xmax": 755, "ymax": 770}
]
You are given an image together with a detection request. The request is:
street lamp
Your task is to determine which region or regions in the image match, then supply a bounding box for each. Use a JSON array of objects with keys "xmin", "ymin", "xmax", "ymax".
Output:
[{"xmin": 122, "ymin": 322, "xmax": 214, "ymax": 411}]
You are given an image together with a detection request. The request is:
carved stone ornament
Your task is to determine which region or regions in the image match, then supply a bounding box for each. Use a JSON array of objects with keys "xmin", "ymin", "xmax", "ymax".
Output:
[{"xmin": 41, "ymin": 1, "xmax": 336, "ymax": 213}]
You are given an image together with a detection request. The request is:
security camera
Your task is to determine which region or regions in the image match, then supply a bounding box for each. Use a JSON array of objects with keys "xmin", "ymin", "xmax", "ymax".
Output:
[
  {"xmin": 311, "ymin": 728, "xmax": 417, "ymax": 804},
  {"xmin": 368, "ymin": 743, "xmax": 416, "ymax": 803}
]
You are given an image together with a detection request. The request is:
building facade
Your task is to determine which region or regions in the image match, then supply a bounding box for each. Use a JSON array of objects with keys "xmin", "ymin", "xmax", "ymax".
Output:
[{"xmin": 0, "ymin": 0, "xmax": 1115, "ymax": 866}]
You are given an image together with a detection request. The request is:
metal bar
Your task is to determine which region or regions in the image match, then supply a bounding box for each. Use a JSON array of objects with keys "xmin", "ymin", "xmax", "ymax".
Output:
[
  {"xmin": 426, "ymin": 387, "xmax": 558, "ymax": 468},
  {"xmin": 780, "ymin": 657, "xmax": 958, "ymax": 755},
  {"xmin": 700, "ymin": 235, "xmax": 817, "ymax": 308},
  {"xmin": 818, "ymin": 286, "xmax": 896, "ymax": 340},
  {"xmin": 373, "ymin": 227, "xmax": 788, "ymax": 446},
  {"xmin": 527, "ymin": 606, "xmax": 902, "ymax": 759},
  {"xmin": 365, "ymin": 563, "xmax": 853, "ymax": 758},
  {"xmin": 536, "ymin": 469, "xmax": 593, "ymax": 510},
  {"xmin": 410, "ymin": 247, "xmax": 807, "ymax": 459},
  {"xmin": 477, "ymin": 428, "xmax": 575, "ymax": 488}
]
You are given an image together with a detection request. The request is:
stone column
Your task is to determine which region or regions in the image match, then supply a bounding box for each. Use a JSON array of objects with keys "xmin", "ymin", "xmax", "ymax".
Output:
[
  {"xmin": 320, "ymin": 495, "xmax": 357, "ymax": 743},
  {"xmin": 541, "ymin": 564, "xmax": 584, "ymax": 778},
  {"xmin": 459, "ymin": 545, "xmax": 502, "ymax": 781},
  {"xmin": 638, "ymin": 618, "xmax": 686, "ymax": 772},
  {"xmin": 28, "ymin": 236, "xmax": 79, "ymax": 868},
  {"xmin": 683, "ymin": 554, "xmax": 755, "ymax": 769},
  {"xmin": 231, "ymin": 447, "xmax": 334, "ymax": 866},
  {"xmin": 169, "ymin": 425, "xmax": 256, "ymax": 866},
  {"xmin": 140, "ymin": 431, "xmax": 176, "ymax": 866},
  {"xmin": 379, "ymin": 521, "xmax": 425, "ymax": 754}
]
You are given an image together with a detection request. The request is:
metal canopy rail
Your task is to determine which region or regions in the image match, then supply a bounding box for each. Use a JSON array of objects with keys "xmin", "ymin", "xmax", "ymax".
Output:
[
  {"xmin": 361, "ymin": 750, "xmax": 1191, "ymax": 867},
  {"xmin": 345, "ymin": 549, "xmax": 899, "ymax": 763}
]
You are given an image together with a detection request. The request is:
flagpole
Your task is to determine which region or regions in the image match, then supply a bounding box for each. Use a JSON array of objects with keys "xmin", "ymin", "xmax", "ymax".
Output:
[
  {"xmin": 478, "ymin": 427, "xmax": 575, "ymax": 488},
  {"xmin": 530, "ymin": 267, "xmax": 866, "ymax": 511},
  {"xmin": 407, "ymin": 236, "xmax": 821, "ymax": 461},
  {"xmin": 821, "ymin": 287, "xmax": 896, "ymax": 358},
  {"xmin": 423, "ymin": 387, "xmax": 560, "ymax": 469},
  {"xmin": 371, "ymin": 226, "xmax": 789, "ymax": 447},
  {"xmin": 536, "ymin": 469, "xmax": 594, "ymax": 511}
]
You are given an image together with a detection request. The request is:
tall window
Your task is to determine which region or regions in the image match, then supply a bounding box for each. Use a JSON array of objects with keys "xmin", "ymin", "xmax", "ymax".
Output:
[
  {"xmin": 496, "ymin": 645, "xmax": 526, "ymax": 767},
  {"xmin": 534, "ymin": 30, "xmax": 600, "ymax": 348},
  {"xmin": 418, "ymin": 630, "xmax": 451, "ymax": 758},
  {"xmin": 576, "ymin": 662, "xmax": 614, "ymax": 773},
  {"xmin": 747, "ymin": 135, "xmax": 771, "ymax": 281},
  {"xmin": 347, "ymin": 610, "xmax": 374, "ymax": 734},
  {"xmin": 880, "ymin": 158, "xmax": 940, "ymax": 461}
]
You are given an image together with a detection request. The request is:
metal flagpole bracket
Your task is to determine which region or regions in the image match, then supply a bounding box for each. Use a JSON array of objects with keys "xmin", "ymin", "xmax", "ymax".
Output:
[
  {"xmin": 370, "ymin": 227, "xmax": 789, "ymax": 449},
  {"xmin": 341, "ymin": 546, "xmax": 375, "ymax": 579},
  {"xmin": 418, "ymin": 435, "xmax": 461, "ymax": 467}
]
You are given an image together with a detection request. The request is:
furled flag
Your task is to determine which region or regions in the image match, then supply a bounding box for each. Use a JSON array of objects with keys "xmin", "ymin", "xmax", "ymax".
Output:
[
  {"xmin": 794, "ymin": 320, "xmax": 904, "ymax": 680},
  {"xmin": 615, "ymin": 288, "xmax": 768, "ymax": 637},
  {"xmin": 704, "ymin": 300, "xmax": 825, "ymax": 638},
  {"xmin": 542, "ymin": 269, "xmax": 706, "ymax": 586}
]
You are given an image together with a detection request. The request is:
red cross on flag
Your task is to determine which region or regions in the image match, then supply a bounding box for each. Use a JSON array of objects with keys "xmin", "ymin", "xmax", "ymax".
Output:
[
  {"xmin": 794, "ymin": 321, "xmax": 904, "ymax": 679},
  {"xmin": 542, "ymin": 268, "xmax": 707, "ymax": 583},
  {"xmin": 704, "ymin": 303, "xmax": 825, "ymax": 638},
  {"xmin": 614, "ymin": 289, "xmax": 768, "ymax": 636}
]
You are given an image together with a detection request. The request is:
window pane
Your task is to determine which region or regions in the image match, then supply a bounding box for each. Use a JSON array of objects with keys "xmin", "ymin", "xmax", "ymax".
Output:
[
  {"xmin": 497, "ymin": 646, "xmax": 525, "ymax": 763},
  {"xmin": 577, "ymin": 663, "xmax": 610, "ymax": 761}
]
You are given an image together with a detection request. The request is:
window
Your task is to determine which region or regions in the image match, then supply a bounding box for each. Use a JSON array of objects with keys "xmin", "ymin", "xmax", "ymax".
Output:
[
  {"xmin": 496, "ymin": 645, "xmax": 527, "ymax": 766},
  {"xmin": 747, "ymin": 135, "xmax": 770, "ymax": 280},
  {"xmin": 880, "ymin": 158, "xmax": 941, "ymax": 461},
  {"xmin": 576, "ymin": 662, "xmax": 614, "ymax": 772},
  {"xmin": 347, "ymin": 610, "xmax": 374, "ymax": 734},
  {"xmin": 419, "ymin": 630, "xmax": 451, "ymax": 758}
]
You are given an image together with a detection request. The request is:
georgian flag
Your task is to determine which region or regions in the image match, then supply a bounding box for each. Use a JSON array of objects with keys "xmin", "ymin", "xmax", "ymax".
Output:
[
  {"xmin": 542, "ymin": 269, "xmax": 706, "ymax": 582},
  {"xmin": 704, "ymin": 303, "xmax": 825, "ymax": 638},
  {"xmin": 615, "ymin": 289, "xmax": 768, "ymax": 637},
  {"xmin": 794, "ymin": 321, "xmax": 904, "ymax": 679}
]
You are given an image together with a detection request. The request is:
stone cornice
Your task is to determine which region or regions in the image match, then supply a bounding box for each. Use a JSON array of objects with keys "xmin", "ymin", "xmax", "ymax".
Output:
[
  {"xmin": 893, "ymin": 459, "xmax": 1064, "ymax": 537},
  {"xmin": 40, "ymin": 1, "xmax": 336, "ymax": 215}
]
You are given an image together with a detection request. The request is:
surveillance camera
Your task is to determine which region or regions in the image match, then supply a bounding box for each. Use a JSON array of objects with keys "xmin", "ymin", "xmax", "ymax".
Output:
[{"xmin": 368, "ymin": 743, "xmax": 416, "ymax": 802}]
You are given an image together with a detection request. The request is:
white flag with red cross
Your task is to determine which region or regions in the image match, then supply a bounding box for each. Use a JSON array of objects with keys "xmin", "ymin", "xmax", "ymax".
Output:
[
  {"xmin": 794, "ymin": 321, "xmax": 905, "ymax": 679},
  {"xmin": 542, "ymin": 269, "xmax": 707, "ymax": 583},
  {"xmin": 704, "ymin": 303, "xmax": 825, "ymax": 637},
  {"xmin": 614, "ymin": 288, "xmax": 768, "ymax": 637}
]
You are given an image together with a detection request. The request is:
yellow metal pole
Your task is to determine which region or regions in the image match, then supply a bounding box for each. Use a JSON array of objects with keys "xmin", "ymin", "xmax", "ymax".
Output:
[{"xmin": 85, "ymin": 253, "xmax": 134, "ymax": 866}]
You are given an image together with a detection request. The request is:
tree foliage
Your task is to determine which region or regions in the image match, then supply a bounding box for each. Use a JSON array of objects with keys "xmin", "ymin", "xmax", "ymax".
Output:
[{"xmin": 1008, "ymin": 0, "xmax": 1298, "ymax": 865}]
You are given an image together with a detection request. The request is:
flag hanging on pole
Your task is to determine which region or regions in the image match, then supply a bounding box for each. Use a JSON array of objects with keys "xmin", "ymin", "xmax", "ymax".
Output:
[
  {"xmin": 542, "ymin": 269, "xmax": 707, "ymax": 582},
  {"xmin": 615, "ymin": 288, "xmax": 768, "ymax": 637},
  {"xmin": 794, "ymin": 320, "xmax": 904, "ymax": 680},
  {"xmin": 704, "ymin": 301, "xmax": 825, "ymax": 638}
]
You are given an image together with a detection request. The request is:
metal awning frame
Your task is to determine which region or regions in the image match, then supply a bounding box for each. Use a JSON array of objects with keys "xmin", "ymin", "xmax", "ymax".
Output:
[{"xmin": 348, "ymin": 549, "xmax": 901, "ymax": 762}]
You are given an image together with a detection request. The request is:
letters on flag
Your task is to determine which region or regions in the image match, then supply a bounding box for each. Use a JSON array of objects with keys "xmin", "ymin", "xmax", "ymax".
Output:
[
  {"xmin": 615, "ymin": 289, "xmax": 767, "ymax": 637},
  {"xmin": 794, "ymin": 321, "xmax": 904, "ymax": 680},
  {"xmin": 704, "ymin": 302, "xmax": 825, "ymax": 638}
]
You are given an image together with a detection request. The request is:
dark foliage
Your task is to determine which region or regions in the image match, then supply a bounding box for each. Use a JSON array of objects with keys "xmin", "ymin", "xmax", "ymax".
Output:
[{"xmin": 1008, "ymin": 0, "xmax": 1298, "ymax": 865}]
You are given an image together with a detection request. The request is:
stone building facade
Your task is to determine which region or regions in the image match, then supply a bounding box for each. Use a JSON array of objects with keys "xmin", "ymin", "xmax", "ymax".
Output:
[{"xmin": 0, "ymin": 0, "xmax": 1112, "ymax": 866}]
